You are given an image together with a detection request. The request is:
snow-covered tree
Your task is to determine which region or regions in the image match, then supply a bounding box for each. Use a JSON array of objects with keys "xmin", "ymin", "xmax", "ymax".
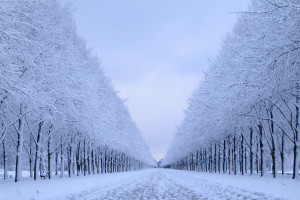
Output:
[
  {"xmin": 163, "ymin": 0, "xmax": 300, "ymax": 179},
  {"xmin": 0, "ymin": 0, "xmax": 155, "ymax": 182}
]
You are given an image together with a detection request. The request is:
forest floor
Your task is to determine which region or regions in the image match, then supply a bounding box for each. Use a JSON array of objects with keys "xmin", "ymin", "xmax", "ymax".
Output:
[{"xmin": 0, "ymin": 168, "xmax": 299, "ymax": 200}]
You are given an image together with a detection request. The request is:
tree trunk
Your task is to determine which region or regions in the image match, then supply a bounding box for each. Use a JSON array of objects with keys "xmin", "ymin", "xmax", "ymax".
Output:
[
  {"xmin": 196, "ymin": 151, "xmax": 199, "ymax": 171},
  {"xmin": 109, "ymin": 152, "xmax": 112, "ymax": 173},
  {"xmin": 29, "ymin": 136, "xmax": 33, "ymax": 178},
  {"xmin": 223, "ymin": 140, "xmax": 226, "ymax": 173},
  {"xmin": 92, "ymin": 149, "xmax": 96, "ymax": 174},
  {"xmin": 204, "ymin": 149, "xmax": 207, "ymax": 172},
  {"xmin": 76, "ymin": 141, "xmax": 81, "ymax": 176},
  {"xmin": 228, "ymin": 136, "xmax": 231, "ymax": 175},
  {"xmin": 190, "ymin": 153, "xmax": 193, "ymax": 171},
  {"xmin": 68, "ymin": 143, "xmax": 73, "ymax": 177},
  {"xmin": 34, "ymin": 121, "xmax": 43, "ymax": 180},
  {"xmin": 256, "ymin": 136, "xmax": 259, "ymax": 174},
  {"xmin": 250, "ymin": 128, "xmax": 253, "ymax": 175},
  {"xmin": 209, "ymin": 144, "xmax": 212, "ymax": 172},
  {"xmin": 70, "ymin": 147, "xmax": 72, "ymax": 176},
  {"xmin": 233, "ymin": 135, "xmax": 237, "ymax": 175},
  {"xmin": 73, "ymin": 153, "xmax": 76, "ymax": 175},
  {"xmin": 97, "ymin": 150, "xmax": 101, "ymax": 174},
  {"xmin": 214, "ymin": 143, "xmax": 217, "ymax": 173},
  {"xmin": 259, "ymin": 124, "xmax": 265, "ymax": 177},
  {"xmin": 40, "ymin": 152, "xmax": 45, "ymax": 175},
  {"xmin": 48, "ymin": 135, "xmax": 52, "ymax": 179},
  {"xmin": 245, "ymin": 146, "xmax": 247, "ymax": 174},
  {"xmin": 60, "ymin": 139, "xmax": 64, "ymax": 178},
  {"xmin": 270, "ymin": 110, "xmax": 277, "ymax": 178},
  {"xmin": 239, "ymin": 145, "xmax": 241, "ymax": 174},
  {"xmin": 200, "ymin": 150, "xmax": 203, "ymax": 171},
  {"xmin": 105, "ymin": 149, "xmax": 108, "ymax": 173},
  {"xmin": 101, "ymin": 151, "xmax": 104, "ymax": 173},
  {"xmin": 218, "ymin": 144, "xmax": 221, "ymax": 173},
  {"xmin": 88, "ymin": 144, "xmax": 91, "ymax": 175},
  {"xmin": 293, "ymin": 95, "xmax": 299, "ymax": 179},
  {"xmin": 80, "ymin": 155, "xmax": 83, "ymax": 174},
  {"xmin": 55, "ymin": 150, "xmax": 58, "ymax": 175},
  {"xmin": 241, "ymin": 134, "xmax": 244, "ymax": 175},
  {"xmin": 83, "ymin": 140, "xmax": 86, "ymax": 176},
  {"xmin": 281, "ymin": 131, "xmax": 285, "ymax": 175},
  {"xmin": 2, "ymin": 141, "xmax": 7, "ymax": 179},
  {"xmin": 15, "ymin": 113, "xmax": 25, "ymax": 182}
]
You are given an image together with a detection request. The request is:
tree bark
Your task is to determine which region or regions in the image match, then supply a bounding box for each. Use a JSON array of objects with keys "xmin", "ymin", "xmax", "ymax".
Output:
[
  {"xmin": 2, "ymin": 141, "xmax": 7, "ymax": 179},
  {"xmin": 218, "ymin": 144, "xmax": 221, "ymax": 173},
  {"xmin": 48, "ymin": 134, "xmax": 52, "ymax": 179},
  {"xmin": 29, "ymin": 136, "xmax": 33, "ymax": 178},
  {"xmin": 196, "ymin": 151, "xmax": 199, "ymax": 171},
  {"xmin": 55, "ymin": 150, "xmax": 58, "ymax": 175},
  {"xmin": 200, "ymin": 150, "xmax": 203, "ymax": 171},
  {"xmin": 293, "ymin": 95, "xmax": 299, "ymax": 179},
  {"xmin": 34, "ymin": 121, "xmax": 43, "ymax": 180},
  {"xmin": 270, "ymin": 110, "xmax": 277, "ymax": 178},
  {"xmin": 15, "ymin": 111, "xmax": 25, "ymax": 182},
  {"xmin": 97, "ymin": 150, "xmax": 100, "ymax": 174},
  {"xmin": 259, "ymin": 124, "xmax": 265, "ymax": 177},
  {"xmin": 68, "ymin": 144, "xmax": 73, "ymax": 177},
  {"xmin": 204, "ymin": 149, "xmax": 207, "ymax": 172},
  {"xmin": 101, "ymin": 151, "xmax": 104, "ymax": 173},
  {"xmin": 214, "ymin": 144, "xmax": 217, "ymax": 173},
  {"xmin": 228, "ymin": 136, "xmax": 231, "ymax": 175},
  {"xmin": 250, "ymin": 128, "xmax": 253, "ymax": 175},
  {"xmin": 60, "ymin": 138, "xmax": 64, "ymax": 178},
  {"xmin": 233, "ymin": 135, "xmax": 237, "ymax": 175},
  {"xmin": 83, "ymin": 140, "xmax": 86, "ymax": 176},
  {"xmin": 245, "ymin": 146, "xmax": 247, "ymax": 174},
  {"xmin": 281, "ymin": 131, "xmax": 285, "ymax": 175},
  {"xmin": 223, "ymin": 140, "xmax": 226, "ymax": 173},
  {"xmin": 256, "ymin": 136, "xmax": 259, "ymax": 174},
  {"xmin": 92, "ymin": 148, "xmax": 96, "ymax": 174},
  {"xmin": 76, "ymin": 141, "xmax": 80, "ymax": 176},
  {"xmin": 241, "ymin": 134, "xmax": 244, "ymax": 175},
  {"xmin": 88, "ymin": 143, "xmax": 91, "ymax": 175}
]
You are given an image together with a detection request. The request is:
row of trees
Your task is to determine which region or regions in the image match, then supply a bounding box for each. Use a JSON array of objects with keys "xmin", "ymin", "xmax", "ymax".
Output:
[
  {"xmin": 0, "ymin": 0, "xmax": 155, "ymax": 182},
  {"xmin": 163, "ymin": 0, "xmax": 300, "ymax": 179}
]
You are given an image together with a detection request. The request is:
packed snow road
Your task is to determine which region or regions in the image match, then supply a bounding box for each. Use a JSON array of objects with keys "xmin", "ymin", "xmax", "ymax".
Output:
[
  {"xmin": 68, "ymin": 170, "xmax": 278, "ymax": 200},
  {"xmin": 67, "ymin": 169, "xmax": 272, "ymax": 200},
  {"xmin": 1, "ymin": 169, "xmax": 299, "ymax": 200}
]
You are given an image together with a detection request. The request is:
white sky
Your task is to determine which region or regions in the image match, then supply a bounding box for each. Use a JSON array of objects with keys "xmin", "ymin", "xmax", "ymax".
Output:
[{"xmin": 69, "ymin": 0, "xmax": 249, "ymax": 161}]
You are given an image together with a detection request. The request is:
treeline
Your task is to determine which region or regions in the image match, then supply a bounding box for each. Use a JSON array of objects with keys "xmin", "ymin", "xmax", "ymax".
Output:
[
  {"xmin": 163, "ymin": 0, "xmax": 300, "ymax": 179},
  {"xmin": 0, "ymin": 0, "xmax": 155, "ymax": 182}
]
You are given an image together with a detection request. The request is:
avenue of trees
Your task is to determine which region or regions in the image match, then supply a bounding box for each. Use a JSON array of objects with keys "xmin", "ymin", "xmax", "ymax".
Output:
[
  {"xmin": 163, "ymin": 0, "xmax": 300, "ymax": 179},
  {"xmin": 0, "ymin": 0, "xmax": 155, "ymax": 182}
]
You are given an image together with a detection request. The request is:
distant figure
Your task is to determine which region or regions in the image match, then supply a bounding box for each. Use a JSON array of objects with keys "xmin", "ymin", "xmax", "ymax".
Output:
[{"xmin": 40, "ymin": 172, "xmax": 49, "ymax": 179}]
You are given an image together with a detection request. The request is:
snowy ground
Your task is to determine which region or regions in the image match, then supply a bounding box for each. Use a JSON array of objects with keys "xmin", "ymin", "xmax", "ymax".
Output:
[{"xmin": 0, "ymin": 169, "xmax": 299, "ymax": 200}]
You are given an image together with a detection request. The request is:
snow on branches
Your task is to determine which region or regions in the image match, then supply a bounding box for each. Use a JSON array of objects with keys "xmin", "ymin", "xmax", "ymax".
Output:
[
  {"xmin": 163, "ymin": 0, "xmax": 300, "ymax": 179},
  {"xmin": 0, "ymin": 0, "xmax": 155, "ymax": 182}
]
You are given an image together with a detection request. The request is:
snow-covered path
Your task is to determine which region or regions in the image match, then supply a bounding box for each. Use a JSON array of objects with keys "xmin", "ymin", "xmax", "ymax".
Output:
[
  {"xmin": 67, "ymin": 170, "xmax": 203, "ymax": 200},
  {"xmin": 69, "ymin": 169, "xmax": 271, "ymax": 200},
  {"xmin": 1, "ymin": 169, "xmax": 299, "ymax": 200}
]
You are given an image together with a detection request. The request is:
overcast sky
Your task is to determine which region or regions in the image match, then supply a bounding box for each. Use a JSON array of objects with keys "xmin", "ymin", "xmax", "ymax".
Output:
[{"xmin": 69, "ymin": 0, "xmax": 249, "ymax": 161}]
